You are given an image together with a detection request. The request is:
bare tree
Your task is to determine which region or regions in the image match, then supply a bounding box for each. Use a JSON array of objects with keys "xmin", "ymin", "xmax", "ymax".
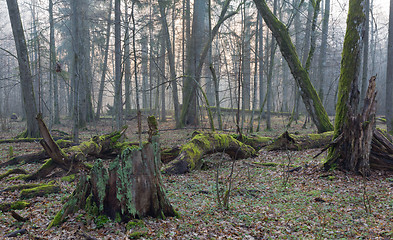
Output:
[
  {"xmin": 386, "ymin": 0, "xmax": 393, "ymax": 133},
  {"xmin": 6, "ymin": 0, "xmax": 39, "ymax": 137}
]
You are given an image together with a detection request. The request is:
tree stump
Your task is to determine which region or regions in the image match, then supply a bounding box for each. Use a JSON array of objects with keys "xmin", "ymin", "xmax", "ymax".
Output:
[
  {"xmin": 324, "ymin": 76, "xmax": 385, "ymax": 175},
  {"xmin": 49, "ymin": 116, "xmax": 176, "ymax": 227}
]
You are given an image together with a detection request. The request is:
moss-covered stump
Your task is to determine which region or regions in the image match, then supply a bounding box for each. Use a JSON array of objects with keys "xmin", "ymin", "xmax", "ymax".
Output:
[
  {"xmin": 20, "ymin": 184, "xmax": 60, "ymax": 199},
  {"xmin": 162, "ymin": 132, "xmax": 256, "ymax": 174},
  {"xmin": 0, "ymin": 201, "xmax": 30, "ymax": 212},
  {"xmin": 265, "ymin": 131, "xmax": 333, "ymax": 151},
  {"xmin": 0, "ymin": 168, "xmax": 28, "ymax": 180},
  {"xmin": 49, "ymin": 146, "xmax": 176, "ymax": 227}
]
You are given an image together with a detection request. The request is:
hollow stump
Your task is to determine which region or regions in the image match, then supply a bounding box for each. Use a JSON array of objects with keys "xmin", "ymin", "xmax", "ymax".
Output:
[{"xmin": 49, "ymin": 116, "xmax": 176, "ymax": 227}]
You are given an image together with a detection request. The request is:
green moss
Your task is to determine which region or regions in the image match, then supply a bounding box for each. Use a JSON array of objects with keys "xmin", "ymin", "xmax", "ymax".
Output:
[
  {"xmin": 85, "ymin": 194, "xmax": 99, "ymax": 216},
  {"xmin": 91, "ymin": 159, "xmax": 109, "ymax": 212},
  {"xmin": 109, "ymin": 147, "xmax": 138, "ymax": 218},
  {"xmin": 20, "ymin": 184, "xmax": 60, "ymax": 199},
  {"xmin": 308, "ymin": 131, "xmax": 333, "ymax": 141},
  {"xmin": 126, "ymin": 220, "xmax": 145, "ymax": 230},
  {"xmin": 48, "ymin": 209, "xmax": 65, "ymax": 229},
  {"xmin": 84, "ymin": 162, "xmax": 94, "ymax": 169},
  {"xmin": 10, "ymin": 201, "xmax": 30, "ymax": 210},
  {"xmin": 3, "ymin": 183, "xmax": 43, "ymax": 192},
  {"xmin": 95, "ymin": 215, "xmax": 110, "ymax": 229},
  {"xmin": 61, "ymin": 174, "xmax": 76, "ymax": 182},
  {"xmin": 129, "ymin": 231, "xmax": 147, "ymax": 239}
]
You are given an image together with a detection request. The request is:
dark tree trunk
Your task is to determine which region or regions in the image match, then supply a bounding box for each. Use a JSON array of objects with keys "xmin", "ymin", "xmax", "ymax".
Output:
[{"xmin": 6, "ymin": 0, "xmax": 39, "ymax": 137}]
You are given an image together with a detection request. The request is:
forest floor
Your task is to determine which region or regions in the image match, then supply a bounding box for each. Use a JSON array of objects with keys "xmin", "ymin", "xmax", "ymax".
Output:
[{"xmin": 0, "ymin": 115, "xmax": 392, "ymax": 239}]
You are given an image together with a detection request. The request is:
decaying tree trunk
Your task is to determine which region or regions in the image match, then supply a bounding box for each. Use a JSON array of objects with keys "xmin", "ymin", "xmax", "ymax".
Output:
[
  {"xmin": 49, "ymin": 116, "xmax": 176, "ymax": 227},
  {"xmin": 323, "ymin": 77, "xmax": 393, "ymax": 174},
  {"xmin": 23, "ymin": 115, "xmax": 127, "ymax": 180},
  {"xmin": 265, "ymin": 131, "xmax": 333, "ymax": 151},
  {"xmin": 0, "ymin": 140, "xmax": 74, "ymax": 167},
  {"xmin": 162, "ymin": 132, "xmax": 256, "ymax": 174}
]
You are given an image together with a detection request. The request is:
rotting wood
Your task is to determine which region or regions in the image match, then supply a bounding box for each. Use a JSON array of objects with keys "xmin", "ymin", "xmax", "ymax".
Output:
[
  {"xmin": 265, "ymin": 131, "xmax": 333, "ymax": 151},
  {"xmin": 20, "ymin": 184, "xmax": 60, "ymax": 199},
  {"xmin": 23, "ymin": 115, "xmax": 127, "ymax": 180},
  {"xmin": 321, "ymin": 77, "xmax": 393, "ymax": 173},
  {"xmin": 49, "ymin": 116, "xmax": 176, "ymax": 227},
  {"xmin": 162, "ymin": 132, "xmax": 256, "ymax": 174},
  {"xmin": 0, "ymin": 140, "xmax": 74, "ymax": 167},
  {"xmin": 0, "ymin": 168, "xmax": 28, "ymax": 180}
]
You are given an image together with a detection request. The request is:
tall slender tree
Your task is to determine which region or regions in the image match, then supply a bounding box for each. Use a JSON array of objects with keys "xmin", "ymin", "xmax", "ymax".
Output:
[
  {"xmin": 6, "ymin": 0, "xmax": 40, "ymax": 137},
  {"xmin": 386, "ymin": 0, "xmax": 393, "ymax": 133}
]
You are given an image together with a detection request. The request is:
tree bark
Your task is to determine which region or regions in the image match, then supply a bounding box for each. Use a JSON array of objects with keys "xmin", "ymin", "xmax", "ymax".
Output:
[
  {"xmin": 6, "ymin": 0, "xmax": 39, "ymax": 137},
  {"xmin": 252, "ymin": 0, "xmax": 333, "ymax": 133},
  {"xmin": 96, "ymin": 0, "xmax": 113, "ymax": 120},
  {"xmin": 326, "ymin": 0, "xmax": 367, "ymax": 172},
  {"xmin": 386, "ymin": 0, "xmax": 393, "ymax": 133}
]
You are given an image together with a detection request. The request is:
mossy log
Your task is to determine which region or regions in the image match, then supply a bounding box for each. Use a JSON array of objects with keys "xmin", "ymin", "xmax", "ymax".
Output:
[
  {"xmin": 0, "ymin": 140, "xmax": 74, "ymax": 167},
  {"xmin": 20, "ymin": 184, "xmax": 60, "ymax": 199},
  {"xmin": 162, "ymin": 132, "xmax": 256, "ymax": 174},
  {"xmin": 232, "ymin": 134, "xmax": 273, "ymax": 151},
  {"xmin": 265, "ymin": 131, "xmax": 333, "ymax": 151},
  {"xmin": 0, "ymin": 168, "xmax": 28, "ymax": 180},
  {"xmin": 49, "ymin": 116, "xmax": 176, "ymax": 227},
  {"xmin": 161, "ymin": 146, "xmax": 181, "ymax": 164},
  {"xmin": 25, "ymin": 115, "xmax": 127, "ymax": 180},
  {"xmin": 0, "ymin": 200, "xmax": 30, "ymax": 212},
  {"xmin": 0, "ymin": 136, "xmax": 71, "ymax": 144},
  {"xmin": 1, "ymin": 182, "xmax": 49, "ymax": 192}
]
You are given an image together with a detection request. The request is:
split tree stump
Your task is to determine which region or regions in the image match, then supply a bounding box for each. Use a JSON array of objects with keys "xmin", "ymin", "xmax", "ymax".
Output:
[{"xmin": 49, "ymin": 116, "xmax": 176, "ymax": 227}]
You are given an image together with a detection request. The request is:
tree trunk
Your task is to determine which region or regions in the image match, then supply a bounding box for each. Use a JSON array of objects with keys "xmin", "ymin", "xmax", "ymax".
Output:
[
  {"xmin": 317, "ymin": 0, "xmax": 330, "ymax": 103},
  {"xmin": 96, "ymin": 0, "xmax": 112, "ymax": 119},
  {"xmin": 386, "ymin": 0, "xmax": 393, "ymax": 133},
  {"xmin": 325, "ymin": 0, "xmax": 367, "ymax": 172},
  {"xmin": 49, "ymin": 0, "xmax": 60, "ymax": 124},
  {"xmin": 360, "ymin": 0, "xmax": 370, "ymax": 108},
  {"xmin": 114, "ymin": 0, "xmax": 123, "ymax": 129},
  {"xmin": 325, "ymin": 77, "xmax": 376, "ymax": 175},
  {"xmin": 6, "ymin": 0, "xmax": 39, "ymax": 138},
  {"xmin": 158, "ymin": 0, "xmax": 180, "ymax": 126},
  {"xmin": 252, "ymin": 0, "xmax": 333, "ymax": 133}
]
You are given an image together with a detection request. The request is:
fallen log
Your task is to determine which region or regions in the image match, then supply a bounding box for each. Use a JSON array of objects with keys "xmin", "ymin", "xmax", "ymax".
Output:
[
  {"xmin": 1, "ymin": 182, "xmax": 53, "ymax": 192},
  {"xmin": 0, "ymin": 136, "xmax": 71, "ymax": 144},
  {"xmin": 232, "ymin": 134, "xmax": 273, "ymax": 151},
  {"xmin": 162, "ymin": 132, "xmax": 256, "ymax": 174},
  {"xmin": 22, "ymin": 115, "xmax": 127, "ymax": 180},
  {"xmin": 0, "ymin": 140, "xmax": 74, "ymax": 167},
  {"xmin": 49, "ymin": 116, "xmax": 176, "ymax": 227},
  {"xmin": 0, "ymin": 200, "xmax": 30, "ymax": 212},
  {"xmin": 265, "ymin": 131, "xmax": 333, "ymax": 151},
  {"xmin": 20, "ymin": 184, "xmax": 60, "ymax": 199},
  {"xmin": 0, "ymin": 168, "xmax": 28, "ymax": 180}
]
